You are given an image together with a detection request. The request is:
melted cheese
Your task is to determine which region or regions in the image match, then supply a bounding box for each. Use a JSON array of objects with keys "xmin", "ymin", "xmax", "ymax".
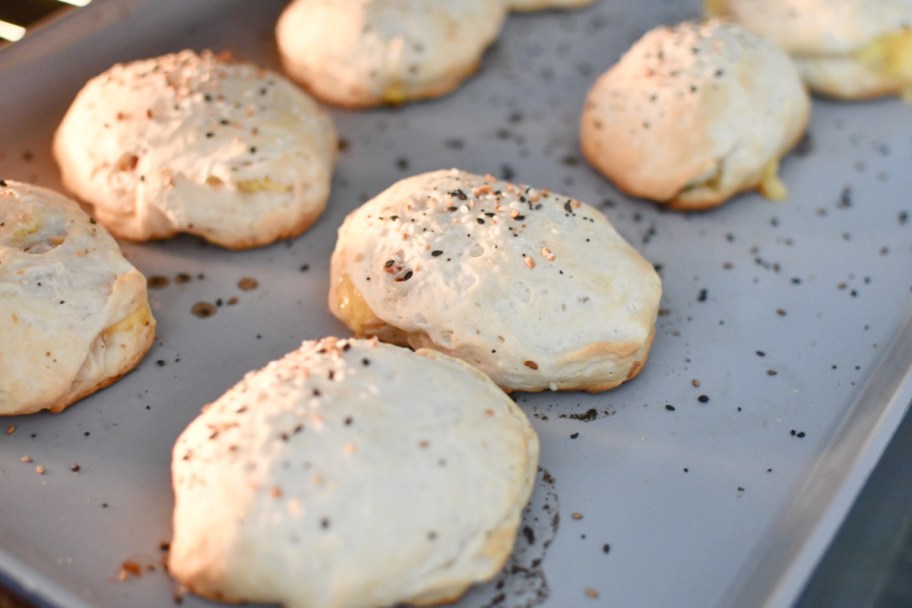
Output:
[
  {"xmin": 758, "ymin": 158, "xmax": 788, "ymax": 201},
  {"xmin": 382, "ymin": 83, "xmax": 408, "ymax": 105},
  {"xmin": 856, "ymin": 30, "xmax": 912, "ymax": 81},
  {"xmin": 333, "ymin": 271, "xmax": 381, "ymax": 335},
  {"xmin": 236, "ymin": 176, "xmax": 293, "ymax": 194},
  {"xmin": 703, "ymin": 0, "xmax": 728, "ymax": 17},
  {"xmin": 103, "ymin": 300, "xmax": 153, "ymax": 338}
]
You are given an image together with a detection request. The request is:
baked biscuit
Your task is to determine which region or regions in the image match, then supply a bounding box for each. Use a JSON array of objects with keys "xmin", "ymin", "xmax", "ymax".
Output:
[
  {"xmin": 275, "ymin": 0, "xmax": 508, "ymax": 107},
  {"xmin": 328, "ymin": 169, "xmax": 662, "ymax": 393},
  {"xmin": 54, "ymin": 50, "xmax": 337, "ymax": 249},
  {"xmin": 580, "ymin": 20, "xmax": 810, "ymax": 210},
  {"xmin": 169, "ymin": 337, "xmax": 538, "ymax": 608},
  {"xmin": 708, "ymin": 0, "xmax": 912, "ymax": 100},
  {"xmin": 0, "ymin": 181, "xmax": 155, "ymax": 415}
]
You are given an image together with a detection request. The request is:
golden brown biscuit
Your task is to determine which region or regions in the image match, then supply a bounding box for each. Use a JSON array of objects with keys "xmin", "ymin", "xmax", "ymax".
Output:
[
  {"xmin": 276, "ymin": 0, "xmax": 508, "ymax": 108},
  {"xmin": 54, "ymin": 50, "xmax": 337, "ymax": 249},
  {"xmin": 329, "ymin": 169, "xmax": 662, "ymax": 393},
  {"xmin": 580, "ymin": 20, "xmax": 810, "ymax": 209},
  {"xmin": 0, "ymin": 181, "xmax": 155, "ymax": 415},
  {"xmin": 708, "ymin": 0, "xmax": 912, "ymax": 100},
  {"xmin": 169, "ymin": 337, "xmax": 538, "ymax": 608}
]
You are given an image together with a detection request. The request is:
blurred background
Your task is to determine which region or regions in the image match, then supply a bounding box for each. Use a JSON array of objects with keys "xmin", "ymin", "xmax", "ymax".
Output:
[{"xmin": 0, "ymin": 0, "xmax": 89, "ymax": 46}]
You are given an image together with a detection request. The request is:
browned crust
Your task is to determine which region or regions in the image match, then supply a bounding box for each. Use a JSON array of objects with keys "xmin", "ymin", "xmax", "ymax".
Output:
[
  {"xmin": 331, "ymin": 264, "xmax": 658, "ymax": 394},
  {"xmin": 89, "ymin": 198, "xmax": 326, "ymax": 250},
  {"xmin": 281, "ymin": 57, "xmax": 485, "ymax": 109},
  {"xmin": 583, "ymin": 99, "xmax": 811, "ymax": 212},
  {"xmin": 44, "ymin": 308, "xmax": 157, "ymax": 414}
]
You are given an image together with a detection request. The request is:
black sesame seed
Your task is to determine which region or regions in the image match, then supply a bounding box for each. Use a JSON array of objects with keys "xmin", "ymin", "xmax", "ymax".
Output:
[
  {"xmin": 665, "ymin": 404, "xmax": 676, "ymax": 411},
  {"xmin": 431, "ymin": 250, "xmax": 443, "ymax": 257},
  {"xmin": 697, "ymin": 395, "xmax": 709, "ymax": 403}
]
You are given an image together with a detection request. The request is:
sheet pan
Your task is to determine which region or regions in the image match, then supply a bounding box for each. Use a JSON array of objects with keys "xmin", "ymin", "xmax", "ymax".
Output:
[{"xmin": 1, "ymin": 1, "xmax": 910, "ymax": 606}]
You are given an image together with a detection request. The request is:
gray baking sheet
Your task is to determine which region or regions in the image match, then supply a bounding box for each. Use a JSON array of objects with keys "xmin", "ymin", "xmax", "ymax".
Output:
[{"xmin": 1, "ymin": 1, "xmax": 911, "ymax": 607}]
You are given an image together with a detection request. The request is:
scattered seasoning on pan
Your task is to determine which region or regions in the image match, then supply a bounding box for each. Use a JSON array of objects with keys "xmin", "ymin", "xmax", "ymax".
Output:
[
  {"xmin": 691, "ymin": 378, "xmax": 701, "ymax": 387},
  {"xmin": 320, "ymin": 517, "xmax": 331, "ymax": 530},
  {"xmin": 584, "ymin": 587, "xmax": 600, "ymax": 599},
  {"xmin": 683, "ymin": 467, "xmax": 689, "ymax": 473},
  {"xmin": 602, "ymin": 543, "xmax": 611, "ymax": 553},
  {"xmin": 431, "ymin": 250, "xmax": 443, "ymax": 257},
  {"xmin": 776, "ymin": 308, "xmax": 787, "ymax": 317},
  {"xmin": 35, "ymin": 465, "xmax": 45, "ymax": 475},
  {"xmin": 790, "ymin": 430, "xmax": 806, "ymax": 438},
  {"xmin": 70, "ymin": 464, "xmax": 80, "ymax": 473},
  {"xmin": 697, "ymin": 288, "xmax": 708, "ymax": 302},
  {"xmin": 837, "ymin": 186, "xmax": 853, "ymax": 208},
  {"xmin": 756, "ymin": 350, "xmax": 766, "ymax": 357},
  {"xmin": 156, "ymin": 360, "xmax": 166, "ymax": 367},
  {"xmin": 697, "ymin": 394, "xmax": 709, "ymax": 403},
  {"xmin": 118, "ymin": 560, "xmax": 142, "ymax": 580},
  {"xmin": 238, "ymin": 277, "xmax": 259, "ymax": 291},
  {"xmin": 767, "ymin": 369, "xmax": 778, "ymax": 376},
  {"xmin": 794, "ymin": 132, "xmax": 814, "ymax": 157},
  {"xmin": 571, "ymin": 512, "xmax": 584, "ymax": 520},
  {"xmin": 563, "ymin": 408, "xmax": 598, "ymax": 422},
  {"xmin": 175, "ymin": 272, "xmax": 192, "ymax": 284},
  {"xmin": 5, "ymin": 424, "xmax": 14, "ymax": 435},
  {"xmin": 570, "ymin": 432, "xmax": 579, "ymax": 439},
  {"xmin": 227, "ymin": 297, "xmax": 239, "ymax": 305},
  {"xmin": 737, "ymin": 486, "xmax": 745, "ymax": 496},
  {"xmin": 665, "ymin": 404, "xmax": 676, "ymax": 411},
  {"xmin": 20, "ymin": 455, "xmax": 32, "ymax": 463},
  {"xmin": 191, "ymin": 302, "xmax": 217, "ymax": 318},
  {"xmin": 146, "ymin": 276, "xmax": 171, "ymax": 290},
  {"xmin": 300, "ymin": 263, "xmax": 310, "ymax": 272}
]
